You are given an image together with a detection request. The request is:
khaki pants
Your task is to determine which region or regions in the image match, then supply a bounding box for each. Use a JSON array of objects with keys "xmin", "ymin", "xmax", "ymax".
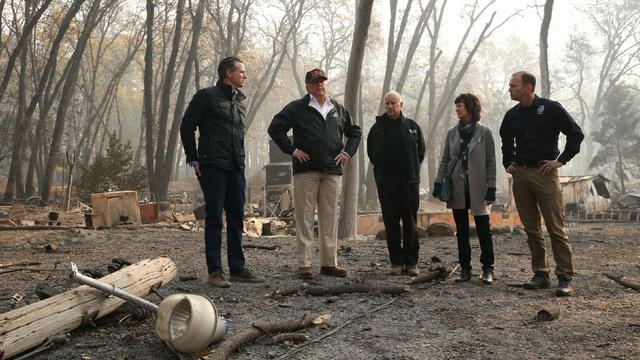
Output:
[
  {"xmin": 293, "ymin": 171, "xmax": 340, "ymax": 267},
  {"xmin": 512, "ymin": 167, "xmax": 573, "ymax": 276}
]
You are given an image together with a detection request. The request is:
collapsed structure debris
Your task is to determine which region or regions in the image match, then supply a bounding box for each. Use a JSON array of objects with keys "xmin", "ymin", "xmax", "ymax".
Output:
[
  {"xmin": 263, "ymin": 139, "xmax": 294, "ymax": 218},
  {"xmin": 68, "ymin": 262, "xmax": 228, "ymax": 354},
  {"xmin": 560, "ymin": 174, "xmax": 611, "ymax": 214},
  {"xmin": 615, "ymin": 193, "xmax": 640, "ymax": 209},
  {"xmin": 84, "ymin": 191, "xmax": 141, "ymax": 229},
  {"xmin": 0, "ymin": 204, "xmax": 74, "ymax": 229},
  {"xmin": 0, "ymin": 207, "xmax": 15, "ymax": 226},
  {"xmin": 244, "ymin": 217, "xmax": 292, "ymax": 237}
]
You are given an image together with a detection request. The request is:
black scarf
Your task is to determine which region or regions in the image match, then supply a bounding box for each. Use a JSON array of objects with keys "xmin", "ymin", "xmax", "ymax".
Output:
[{"xmin": 457, "ymin": 120, "xmax": 477, "ymax": 174}]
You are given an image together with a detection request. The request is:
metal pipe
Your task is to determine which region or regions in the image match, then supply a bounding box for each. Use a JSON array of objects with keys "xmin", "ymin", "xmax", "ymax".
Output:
[{"xmin": 68, "ymin": 262, "xmax": 159, "ymax": 313}]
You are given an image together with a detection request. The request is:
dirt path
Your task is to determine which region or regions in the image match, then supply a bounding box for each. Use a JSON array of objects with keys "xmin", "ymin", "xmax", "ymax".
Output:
[{"xmin": 1, "ymin": 222, "xmax": 638, "ymax": 359}]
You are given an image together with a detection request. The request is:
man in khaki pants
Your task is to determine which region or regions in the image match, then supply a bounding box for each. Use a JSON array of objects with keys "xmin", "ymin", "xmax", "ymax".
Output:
[
  {"xmin": 268, "ymin": 69, "xmax": 361, "ymax": 279},
  {"xmin": 500, "ymin": 71, "xmax": 584, "ymax": 296}
]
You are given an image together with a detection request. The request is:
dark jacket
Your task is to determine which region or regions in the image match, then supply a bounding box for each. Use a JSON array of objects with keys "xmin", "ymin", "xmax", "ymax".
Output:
[
  {"xmin": 268, "ymin": 94, "xmax": 361, "ymax": 175},
  {"xmin": 367, "ymin": 113, "xmax": 425, "ymax": 184},
  {"xmin": 499, "ymin": 95, "xmax": 584, "ymax": 169},
  {"xmin": 180, "ymin": 80, "xmax": 246, "ymax": 171}
]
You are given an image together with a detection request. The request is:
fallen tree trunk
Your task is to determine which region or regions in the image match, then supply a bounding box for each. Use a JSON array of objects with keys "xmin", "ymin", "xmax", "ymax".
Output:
[
  {"xmin": 0, "ymin": 257, "xmax": 177, "ymax": 360},
  {"xmin": 604, "ymin": 273, "xmax": 640, "ymax": 291},
  {"xmin": 210, "ymin": 314, "xmax": 328, "ymax": 360}
]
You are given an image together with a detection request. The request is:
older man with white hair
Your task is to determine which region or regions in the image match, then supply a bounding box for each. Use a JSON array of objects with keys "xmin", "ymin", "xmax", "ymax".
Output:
[{"xmin": 367, "ymin": 91, "xmax": 426, "ymax": 276}]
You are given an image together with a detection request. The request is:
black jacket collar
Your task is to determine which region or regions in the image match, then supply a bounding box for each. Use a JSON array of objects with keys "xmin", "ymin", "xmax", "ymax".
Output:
[
  {"xmin": 302, "ymin": 93, "xmax": 335, "ymax": 107},
  {"xmin": 216, "ymin": 79, "xmax": 246, "ymax": 101},
  {"xmin": 514, "ymin": 95, "xmax": 541, "ymax": 111}
]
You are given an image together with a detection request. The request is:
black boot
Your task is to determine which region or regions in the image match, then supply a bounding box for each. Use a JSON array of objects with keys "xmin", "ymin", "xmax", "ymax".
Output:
[
  {"xmin": 482, "ymin": 268, "xmax": 494, "ymax": 285},
  {"xmin": 556, "ymin": 274, "xmax": 573, "ymax": 296},
  {"xmin": 455, "ymin": 267, "xmax": 472, "ymax": 282},
  {"xmin": 523, "ymin": 271, "xmax": 550, "ymax": 289}
]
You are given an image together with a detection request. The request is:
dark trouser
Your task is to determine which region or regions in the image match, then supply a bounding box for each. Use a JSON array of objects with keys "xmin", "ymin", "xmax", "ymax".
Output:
[
  {"xmin": 197, "ymin": 166, "xmax": 246, "ymax": 274},
  {"xmin": 452, "ymin": 208, "xmax": 494, "ymax": 270},
  {"xmin": 376, "ymin": 176, "xmax": 420, "ymax": 266}
]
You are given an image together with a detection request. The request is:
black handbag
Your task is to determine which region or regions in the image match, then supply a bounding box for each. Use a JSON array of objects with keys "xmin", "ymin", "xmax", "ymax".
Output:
[
  {"xmin": 440, "ymin": 174, "xmax": 453, "ymax": 202},
  {"xmin": 439, "ymin": 157, "xmax": 460, "ymax": 202}
]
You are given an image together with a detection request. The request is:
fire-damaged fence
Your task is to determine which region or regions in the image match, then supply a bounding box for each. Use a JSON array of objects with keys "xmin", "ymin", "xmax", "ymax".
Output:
[{"xmin": 567, "ymin": 209, "xmax": 640, "ymax": 222}]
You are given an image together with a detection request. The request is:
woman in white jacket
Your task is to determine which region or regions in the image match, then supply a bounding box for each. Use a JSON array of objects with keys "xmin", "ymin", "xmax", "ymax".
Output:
[{"xmin": 433, "ymin": 93, "xmax": 497, "ymax": 284}]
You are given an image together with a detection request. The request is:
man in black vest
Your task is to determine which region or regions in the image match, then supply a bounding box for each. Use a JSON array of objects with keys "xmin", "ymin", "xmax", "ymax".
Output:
[
  {"xmin": 367, "ymin": 91, "xmax": 425, "ymax": 276},
  {"xmin": 180, "ymin": 56, "xmax": 264, "ymax": 287}
]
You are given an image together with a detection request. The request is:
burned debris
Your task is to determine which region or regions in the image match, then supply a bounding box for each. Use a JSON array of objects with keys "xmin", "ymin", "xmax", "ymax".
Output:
[{"xmin": 0, "ymin": 258, "xmax": 177, "ymax": 359}]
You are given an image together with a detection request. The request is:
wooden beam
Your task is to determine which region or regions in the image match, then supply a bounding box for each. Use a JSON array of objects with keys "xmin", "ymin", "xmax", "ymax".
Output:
[{"xmin": 0, "ymin": 257, "xmax": 176, "ymax": 359}]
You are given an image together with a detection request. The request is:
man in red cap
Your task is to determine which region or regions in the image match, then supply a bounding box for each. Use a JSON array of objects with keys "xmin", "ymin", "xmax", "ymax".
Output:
[{"xmin": 268, "ymin": 69, "xmax": 361, "ymax": 279}]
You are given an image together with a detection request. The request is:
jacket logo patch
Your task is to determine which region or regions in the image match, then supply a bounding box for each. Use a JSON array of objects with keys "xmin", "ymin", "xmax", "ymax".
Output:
[
  {"xmin": 409, "ymin": 129, "xmax": 417, "ymax": 134},
  {"xmin": 537, "ymin": 105, "xmax": 545, "ymax": 114}
]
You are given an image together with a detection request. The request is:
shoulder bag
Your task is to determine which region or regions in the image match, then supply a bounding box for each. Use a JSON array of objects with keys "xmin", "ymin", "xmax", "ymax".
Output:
[{"xmin": 439, "ymin": 156, "xmax": 460, "ymax": 202}]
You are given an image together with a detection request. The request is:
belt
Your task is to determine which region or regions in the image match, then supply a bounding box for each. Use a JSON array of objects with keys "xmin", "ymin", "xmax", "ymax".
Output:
[{"xmin": 517, "ymin": 160, "xmax": 546, "ymax": 168}]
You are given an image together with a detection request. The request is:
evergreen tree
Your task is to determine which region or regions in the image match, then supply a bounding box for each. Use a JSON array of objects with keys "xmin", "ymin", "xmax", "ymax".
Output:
[
  {"xmin": 76, "ymin": 132, "xmax": 147, "ymax": 198},
  {"xmin": 589, "ymin": 85, "xmax": 640, "ymax": 194}
]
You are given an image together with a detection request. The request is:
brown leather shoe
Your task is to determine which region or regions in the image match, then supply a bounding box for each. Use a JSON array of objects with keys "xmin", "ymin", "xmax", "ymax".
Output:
[
  {"xmin": 207, "ymin": 271, "xmax": 231, "ymax": 288},
  {"xmin": 230, "ymin": 269, "xmax": 265, "ymax": 283},
  {"xmin": 298, "ymin": 267, "xmax": 314, "ymax": 279},
  {"xmin": 320, "ymin": 266, "xmax": 347, "ymax": 277}
]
